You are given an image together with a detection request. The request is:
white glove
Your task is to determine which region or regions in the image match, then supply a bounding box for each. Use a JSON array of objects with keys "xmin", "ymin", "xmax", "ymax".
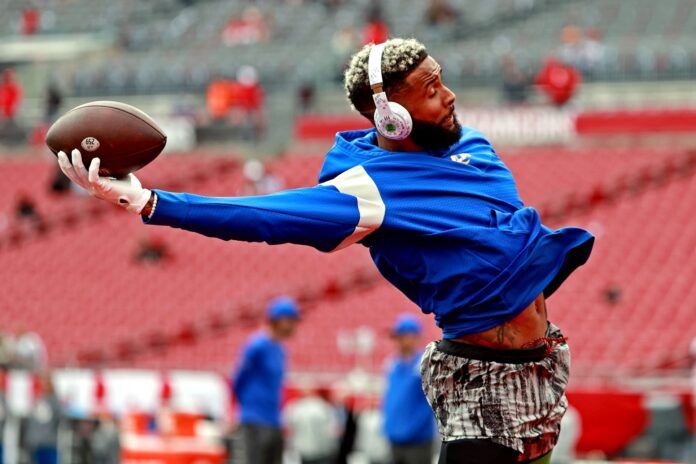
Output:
[{"xmin": 57, "ymin": 149, "xmax": 152, "ymax": 214}]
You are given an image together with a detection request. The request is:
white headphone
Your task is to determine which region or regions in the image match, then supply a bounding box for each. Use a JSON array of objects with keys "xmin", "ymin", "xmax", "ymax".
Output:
[{"xmin": 368, "ymin": 43, "xmax": 413, "ymax": 140}]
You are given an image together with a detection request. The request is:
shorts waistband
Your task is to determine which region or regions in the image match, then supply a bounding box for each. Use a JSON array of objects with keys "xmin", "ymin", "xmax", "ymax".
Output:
[{"xmin": 435, "ymin": 339, "xmax": 548, "ymax": 364}]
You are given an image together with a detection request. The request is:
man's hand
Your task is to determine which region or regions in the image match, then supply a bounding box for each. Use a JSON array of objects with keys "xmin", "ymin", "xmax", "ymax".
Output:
[{"xmin": 57, "ymin": 149, "xmax": 152, "ymax": 214}]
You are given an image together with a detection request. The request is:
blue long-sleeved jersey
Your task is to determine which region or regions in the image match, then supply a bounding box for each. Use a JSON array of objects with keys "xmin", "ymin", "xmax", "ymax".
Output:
[
  {"xmin": 146, "ymin": 127, "xmax": 594, "ymax": 337},
  {"xmin": 232, "ymin": 332, "xmax": 285, "ymax": 427},
  {"xmin": 383, "ymin": 351, "xmax": 435, "ymax": 444}
]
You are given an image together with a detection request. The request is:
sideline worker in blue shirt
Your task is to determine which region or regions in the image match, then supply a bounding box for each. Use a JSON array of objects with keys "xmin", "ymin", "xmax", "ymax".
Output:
[
  {"xmin": 232, "ymin": 296, "xmax": 300, "ymax": 464},
  {"xmin": 383, "ymin": 314, "xmax": 435, "ymax": 464}
]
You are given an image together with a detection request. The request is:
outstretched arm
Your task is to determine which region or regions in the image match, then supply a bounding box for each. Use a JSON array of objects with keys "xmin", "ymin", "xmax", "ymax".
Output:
[
  {"xmin": 146, "ymin": 182, "xmax": 376, "ymax": 252},
  {"xmin": 58, "ymin": 150, "xmax": 385, "ymax": 252}
]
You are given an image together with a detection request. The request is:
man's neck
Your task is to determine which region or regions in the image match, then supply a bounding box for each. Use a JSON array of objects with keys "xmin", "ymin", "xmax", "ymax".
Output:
[{"xmin": 376, "ymin": 133, "xmax": 424, "ymax": 153}]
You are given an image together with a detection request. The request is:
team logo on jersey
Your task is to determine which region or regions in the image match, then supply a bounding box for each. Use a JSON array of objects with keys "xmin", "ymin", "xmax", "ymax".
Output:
[{"xmin": 450, "ymin": 153, "xmax": 471, "ymax": 165}]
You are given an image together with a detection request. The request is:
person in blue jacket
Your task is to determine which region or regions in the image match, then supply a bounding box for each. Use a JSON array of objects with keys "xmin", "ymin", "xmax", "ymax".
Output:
[
  {"xmin": 383, "ymin": 315, "xmax": 435, "ymax": 464},
  {"xmin": 58, "ymin": 37, "xmax": 593, "ymax": 463},
  {"xmin": 232, "ymin": 296, "xmax": 300, "ymax": 464}
]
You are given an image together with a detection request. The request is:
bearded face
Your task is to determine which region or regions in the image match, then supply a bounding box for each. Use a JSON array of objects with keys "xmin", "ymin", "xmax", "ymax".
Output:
[{"xmin": 409, "ymin": 112, "xmax": 462, "ymax": 151}]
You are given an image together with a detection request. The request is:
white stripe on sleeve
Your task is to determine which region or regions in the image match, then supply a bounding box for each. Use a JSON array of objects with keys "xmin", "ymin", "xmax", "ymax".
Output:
[{"xmin": 321, "ymin": 165, "xmax": 386, "ymax": 251}]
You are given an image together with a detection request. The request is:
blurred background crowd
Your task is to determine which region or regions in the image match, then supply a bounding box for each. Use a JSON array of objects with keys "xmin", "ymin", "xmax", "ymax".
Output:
[{"xmin": 2, "ymin": 0, "xmax": 696, "ymax": 148}]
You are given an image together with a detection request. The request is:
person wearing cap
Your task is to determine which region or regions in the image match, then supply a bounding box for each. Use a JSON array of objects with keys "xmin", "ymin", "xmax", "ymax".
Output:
[
  {"xmin": 382, "ymin": 314, "xmax": 436, "ymax": 464},
  {"xmin": 232, "ymin": 296, "xmax": 300, "ymax": 464}
]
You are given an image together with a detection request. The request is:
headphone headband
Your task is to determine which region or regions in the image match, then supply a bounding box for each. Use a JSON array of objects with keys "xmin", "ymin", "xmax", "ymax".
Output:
[
  {"xmin": 368, "ymin": 43, "xmax": 395, "ymax": 128},
  {"xmin": 367, "ymin": 42, "xmax": 413, "ymax": 141},
  {"xmin": 368, "ymin": 43, "xmax": 386, "ymax": 89}
]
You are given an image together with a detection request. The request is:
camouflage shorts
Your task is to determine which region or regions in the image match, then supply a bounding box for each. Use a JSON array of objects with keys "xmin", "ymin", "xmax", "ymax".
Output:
[{"xmin": 420, "ymin": 323, "xmax": 570, "ymax": 457}]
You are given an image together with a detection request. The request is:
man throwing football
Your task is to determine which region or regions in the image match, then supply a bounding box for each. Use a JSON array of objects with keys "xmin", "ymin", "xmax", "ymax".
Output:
[{"xmin": 58, "ymin": 38, "xmax": 593, "ymax": 463}]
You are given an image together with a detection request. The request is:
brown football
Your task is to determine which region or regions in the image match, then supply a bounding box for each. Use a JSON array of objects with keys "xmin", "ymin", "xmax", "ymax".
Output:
[{"xmin": 46, "ymin": 101, "xmax": 167, "ymax": 178}]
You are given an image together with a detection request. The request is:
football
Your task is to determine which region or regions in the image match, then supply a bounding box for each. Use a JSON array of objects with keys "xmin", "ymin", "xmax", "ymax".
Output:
[{"xmin": 45, "ymin": 101, "xmax": 167, "ymax": 178}]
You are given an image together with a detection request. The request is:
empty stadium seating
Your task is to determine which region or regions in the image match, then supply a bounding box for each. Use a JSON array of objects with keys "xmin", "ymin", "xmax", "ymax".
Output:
[
  {"xmin": 2, "ymin": 145, "xmax": 692, "ymax": 378},
  {"xmin": 0, "ymin": 152, "xmax": 372, "ymax": 365},
  {"xmin": 121, "ymin": 149, "xmax": 696, "ymax": 377},
  {"xmin": 548, "ymin": 170, "xmax": 696, "ymax": 374},
  {"xmin": 0, "ymin": 152, "xmax": 241, "ymax": 248}
]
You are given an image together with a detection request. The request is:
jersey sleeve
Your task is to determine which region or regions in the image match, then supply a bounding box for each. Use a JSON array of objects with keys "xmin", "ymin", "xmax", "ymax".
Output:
[{"xmin": 144, "ymin": 165, "xmax": 386, "ymax": 252}]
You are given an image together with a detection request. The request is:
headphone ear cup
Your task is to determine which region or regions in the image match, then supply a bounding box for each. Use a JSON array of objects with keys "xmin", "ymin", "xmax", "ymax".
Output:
[
  {"xmin": 388, "ymin": 102, "xmax": 412, "ymax": 137},
  {"xmin": 375, "ymin": 102, "xmax": 413, "ymax": 140}
]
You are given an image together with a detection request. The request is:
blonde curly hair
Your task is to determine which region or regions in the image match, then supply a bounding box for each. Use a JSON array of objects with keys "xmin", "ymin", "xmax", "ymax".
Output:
[{"xmin": 344, "ymin": 38, "xmax": 428, "ymax": 120}]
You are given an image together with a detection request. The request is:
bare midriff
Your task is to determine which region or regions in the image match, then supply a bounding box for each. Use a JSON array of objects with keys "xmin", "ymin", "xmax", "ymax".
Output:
[{"xmin": 452, "ymin": 293, "xmax": 548, "ymax": 349}]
